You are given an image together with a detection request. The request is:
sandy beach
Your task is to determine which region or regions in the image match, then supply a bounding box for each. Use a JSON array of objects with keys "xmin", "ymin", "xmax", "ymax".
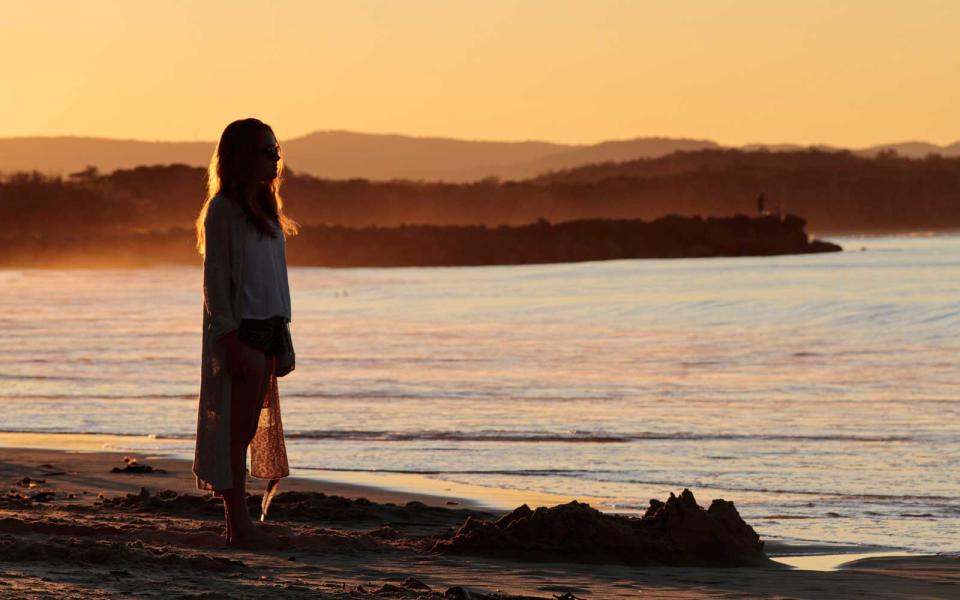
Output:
[
  {"xmin": 4, "ymin": 2, "xmax": 958, "ymax": 598},
  {"xmin": 0, "ymin": 433, "xmax": 956, "ymax": 599}
]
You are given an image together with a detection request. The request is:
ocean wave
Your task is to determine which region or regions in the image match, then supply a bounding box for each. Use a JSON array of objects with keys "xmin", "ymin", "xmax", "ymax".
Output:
[
  {"xmin": 0, "ymin": 393, "xmax": 196, "ymax": 400},
  {"xmin": 279, "ymin": 429, "xmax": 916, "ymax": 443},
  {"xmin": 0, "ymin": 372, "xmax": 98, "ymax": 382},
  {"xmin": 0, "ymin": 428, "xmax": 196, "ymax": 439},
  {"xmin": 0, "ymin": 426, "xmax": 917, "ymax": 444},
  {"xmin": 597, "ymin": 477, "xmax": 959, "ymax": 502},
  {"xmin": 0, "ymin": 390, "xmax": 619, "ymax": 402},
  {"xmin": 296, "ymin": 466, "xmax": 960, "ymax": 505}
]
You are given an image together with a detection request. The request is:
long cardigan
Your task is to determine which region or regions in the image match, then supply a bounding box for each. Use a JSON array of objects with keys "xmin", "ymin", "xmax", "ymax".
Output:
[{"xmin": 192, "ymin": 192, "xmax": 290, "ymax": 494}]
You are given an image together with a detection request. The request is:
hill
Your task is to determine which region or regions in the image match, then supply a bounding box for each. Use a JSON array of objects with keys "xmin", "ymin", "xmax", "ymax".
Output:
[
  {"xmin": 1, "ymin": 149, "xmax": 958, "ymax": 241},
  {"xmin": 1, "ymin": 131, "xmax": 957, "ymax": 182}
]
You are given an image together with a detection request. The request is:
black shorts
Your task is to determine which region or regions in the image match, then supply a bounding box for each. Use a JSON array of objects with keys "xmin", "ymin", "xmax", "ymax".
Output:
[{"xmin": 237, "ymin": 316, "xmax": 289, "ymax": 356}]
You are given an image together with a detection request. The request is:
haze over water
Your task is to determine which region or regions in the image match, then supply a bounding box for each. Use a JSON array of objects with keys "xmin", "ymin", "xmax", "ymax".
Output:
[{"xmin": 1, "ymin": 234, "xmax": 957, "ymax": 553}]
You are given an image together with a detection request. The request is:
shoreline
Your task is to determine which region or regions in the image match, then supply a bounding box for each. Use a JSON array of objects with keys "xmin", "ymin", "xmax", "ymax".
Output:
[
  {"xmin": 0, "ymin": 432, "xmax": 479, "ymax": 510},
  {"xmin": 809, "ymin": 227, "xmax": 960, "ymax": 238},
  {"xmin": 1, "ymin": 432, "xmax": 957, "ymax": 598},
  {"xmin": 0, "ymin": 432, "xmax": 594, "ymax": 513},
  {"xmin": 0, "ymin": 432, "xmax": 935, "ymax": 564}
]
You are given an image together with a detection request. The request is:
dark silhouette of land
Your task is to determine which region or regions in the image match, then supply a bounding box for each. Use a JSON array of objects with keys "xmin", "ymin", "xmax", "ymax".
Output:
[
  {"xmin": 2, "ymin": 130, "xmax": 958, "ymax": 182},
  {"xmin": 3, "ymin": 148, "xmax": 957, "ymax": 233},
  {"xmin": 6, "ymin": 146, "xmax": 960, "ymax": 267},
  {"xmin": 0, "ymin": 213, "xmax": 837, "ymax": 268}
]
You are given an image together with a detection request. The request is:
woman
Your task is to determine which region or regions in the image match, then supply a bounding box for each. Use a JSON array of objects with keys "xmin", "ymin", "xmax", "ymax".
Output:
[{"xmin": 192, "ymin": 118, "xmax": 298, "ymax": 547}]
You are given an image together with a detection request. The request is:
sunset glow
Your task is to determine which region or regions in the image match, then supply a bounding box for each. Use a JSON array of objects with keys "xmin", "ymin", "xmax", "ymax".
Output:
[
  {"xmin": 1, "ymin": 1, "xmax": 958, "ymax": 591},
  {"xmin": 2, "ymin": 0, "xmax": 958, "ymax": 146}
]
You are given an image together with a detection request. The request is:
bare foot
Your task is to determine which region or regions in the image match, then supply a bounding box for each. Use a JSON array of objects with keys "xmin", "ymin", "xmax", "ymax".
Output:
[{"xmin": 227, "ymin": 522, "xmax": 289, "ymax": 550}]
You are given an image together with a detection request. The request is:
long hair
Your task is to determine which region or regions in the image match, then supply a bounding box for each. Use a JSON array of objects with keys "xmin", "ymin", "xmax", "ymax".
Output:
[{"xmin": 195, "ymin": 118, "xmax": 299, "ymax": 255}]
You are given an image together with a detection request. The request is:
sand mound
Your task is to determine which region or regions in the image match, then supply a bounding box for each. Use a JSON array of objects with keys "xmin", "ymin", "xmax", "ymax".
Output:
[
  {"xmin": 98, "ymin": 488, "xmax": 488, "ymax": 531},
  {"xmin": 432, "ymin": 489, "xmax": 768, "ymax": 567},
  {"xmin": 99, "ymin": 487, "xmax": 221, "ymax": 518},
  {"xmin": 0, "ymin": 534, "xmax": 245, "ymax": 572},
  {"xmin": 43, "ymin": 487, "xmax": 766, "ymax": 566},
  {"xmin": 262, "ymin": 491, "xmax": 490, "ymax": 527}
]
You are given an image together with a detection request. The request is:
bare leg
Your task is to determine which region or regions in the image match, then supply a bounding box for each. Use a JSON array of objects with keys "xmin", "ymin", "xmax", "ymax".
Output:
[{"xmin": 220, "ymin": 344, "xmax": 270, "ymax": 545}]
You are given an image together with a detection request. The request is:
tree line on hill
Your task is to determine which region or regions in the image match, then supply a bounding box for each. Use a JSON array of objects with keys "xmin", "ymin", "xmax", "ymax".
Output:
[
  {"xmin": 0, "ymin": 150, "xmax": 960, "ymax": 265},
  {"xmin": 2, "ymin": 149, "xmax": 957, "ymax": 244}
]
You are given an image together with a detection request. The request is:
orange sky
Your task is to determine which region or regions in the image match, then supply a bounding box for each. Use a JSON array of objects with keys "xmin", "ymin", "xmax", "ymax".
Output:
[{"xmin": 2, "ymin": 1, "xmax": 958, "ymax": 146}]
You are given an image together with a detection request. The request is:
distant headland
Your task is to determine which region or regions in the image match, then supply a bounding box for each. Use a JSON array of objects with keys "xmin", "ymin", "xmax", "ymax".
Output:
[
  {"xmin": 4, "ymin": 149, "xmax": 958, "ymax": 239},
  {"xmin": 285, "ymin": 213, "xmax": 840, "ymax": 267},
  {"xmin": 1, "ymin": 213, "xmax": 838, "ymax": 269}
]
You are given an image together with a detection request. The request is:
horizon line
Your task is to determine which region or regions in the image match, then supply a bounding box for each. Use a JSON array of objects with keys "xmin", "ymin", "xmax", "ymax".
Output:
[{"xmin": 1, "ymin": 129, "xmax": 958, "ymax": 152}]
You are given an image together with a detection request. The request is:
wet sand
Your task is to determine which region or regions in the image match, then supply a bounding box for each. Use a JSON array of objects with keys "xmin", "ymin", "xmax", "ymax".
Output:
[{"xmin": 0, "ymin": 434, "xmax": 957, "ymax": 599}]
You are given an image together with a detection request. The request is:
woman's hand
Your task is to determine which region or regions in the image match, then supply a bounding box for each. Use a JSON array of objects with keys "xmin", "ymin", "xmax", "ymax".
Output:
[{"xmin": 219, "ymin": 330, "xmax": 250, "ymax": 381}]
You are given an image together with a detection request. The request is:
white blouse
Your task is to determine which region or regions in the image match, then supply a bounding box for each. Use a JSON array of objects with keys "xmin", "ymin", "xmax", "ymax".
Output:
[{"xmin": 240, "ymin": 220, "xmax": 291, "ymax": 321}]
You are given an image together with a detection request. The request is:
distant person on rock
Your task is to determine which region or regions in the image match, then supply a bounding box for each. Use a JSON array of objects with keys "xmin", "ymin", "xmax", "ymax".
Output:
[
  {"xmin": 192, "ymin": 118, "xmax": 299, "ymax": 548},
  {"xmin": 757, "ymin": 193, "xmax": 766, "ymax": 216}
]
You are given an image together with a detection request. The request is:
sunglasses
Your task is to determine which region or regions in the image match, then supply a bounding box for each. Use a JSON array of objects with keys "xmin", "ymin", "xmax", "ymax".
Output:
[{"xmin": 259, "ymin": 145, "xmax": 281, "ymax": 161}]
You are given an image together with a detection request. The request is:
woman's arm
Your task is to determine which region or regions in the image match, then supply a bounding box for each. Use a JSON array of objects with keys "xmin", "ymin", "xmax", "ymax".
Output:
[
  {"xmin": 203, "ymin": 199, "xmax": 239, "ymax": 340},
  {"xmin": 203, "ymin": 200, "xmax": 251, "ymax": 380}
]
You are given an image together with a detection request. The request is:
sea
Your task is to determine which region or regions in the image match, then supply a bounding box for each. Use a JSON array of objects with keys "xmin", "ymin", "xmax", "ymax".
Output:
[{"xmin": 0, "ymin": 234, "xmax": 957, "ymax": 554}]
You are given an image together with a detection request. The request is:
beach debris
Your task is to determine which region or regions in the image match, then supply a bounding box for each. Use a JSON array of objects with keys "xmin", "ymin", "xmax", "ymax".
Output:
[
  {"xmin": 444, "ymin": 586, "xmax": 535, "ymax": 600},
  {"xmin": 110, "ymin": 457, "xmax": 167, "ymax": 474},
  {"xmin": 374, "ymin": 583, "xmax": 418, "ymax": 596},
  {"xmin": 432, "ymin": 489, "xmax": 768, "ymax": 567},
  {"xmin": 402, "ymin": 576, "xmax": 431, "ymax": 591},
  {"xmin": 4, "ymin": 490, "xmax": 56, "ymax": 504},
  {"xmin": 91, "ymin": 487, "xmax": 150, "ymax": 507},
  {"xmin": 369, "ymin": 525, "xmax": 403, "ymax": 539},
  {"xmin": 16, "ymin": 477, "xmax": 45, "ymax": 488}
]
